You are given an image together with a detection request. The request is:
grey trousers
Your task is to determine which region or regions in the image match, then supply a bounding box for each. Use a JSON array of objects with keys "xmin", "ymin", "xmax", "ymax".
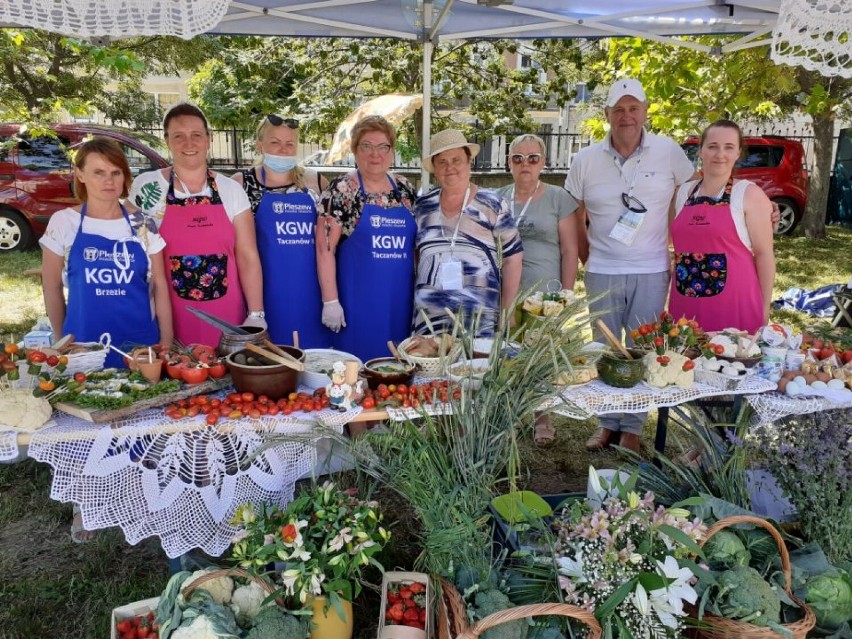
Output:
[{"xmin": 585, "ymin": 270, "xmax": 670, "ymax": 435}]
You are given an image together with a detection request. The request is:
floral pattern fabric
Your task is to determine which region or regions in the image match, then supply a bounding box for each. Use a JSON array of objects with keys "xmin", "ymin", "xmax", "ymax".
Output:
[
  {"xmin": 674, "ymin": 252, "xmax": 727, "ymax": 298},
  {"xmin": 168, "ymin": 253, "xmax": 229, "ymax": 301},
  {"xmin": 318, "ymin": 171, "xmax": 416, "ymax": 240}
]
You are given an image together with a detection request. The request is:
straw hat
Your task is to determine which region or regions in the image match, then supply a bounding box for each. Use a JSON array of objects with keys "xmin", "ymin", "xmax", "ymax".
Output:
[{"xmin": 423, "ymin": 129, "xmax": 480, "ymax": 173}]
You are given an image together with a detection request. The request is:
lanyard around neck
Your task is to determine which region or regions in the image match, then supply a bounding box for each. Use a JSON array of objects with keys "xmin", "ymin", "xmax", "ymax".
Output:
[
  {"xmin": 440, "ymin": 185, "xmax": 471, "ymax": 251},
  {"xmin": 510, "ymin": 180, "xmax": 539, "ymax": 223}
]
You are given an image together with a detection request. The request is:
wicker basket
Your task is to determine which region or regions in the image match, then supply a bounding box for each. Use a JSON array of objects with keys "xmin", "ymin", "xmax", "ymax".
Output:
[
  {"xmin": 691, "ymin": 515, "xmax": 816, "ymax": 639},
  {"xmin": 398, "ymin": 336, "xmax": 462, "ymax": 377},
  {"xmin": 182, "ymin": 567, "xmax": 280, "ymax": 605},
  {"xmin": 11, "ymin": 343, "xmax": 107, "ymax": 389},
  {"xmin": 437, "ymin": 577, "xmax": 602, "ymax": 639}
]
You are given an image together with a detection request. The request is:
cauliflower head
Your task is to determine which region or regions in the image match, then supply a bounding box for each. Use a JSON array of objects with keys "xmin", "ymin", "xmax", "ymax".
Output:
[
  {"xmin": 171, "ymin": 615, "xmax": 220, "ymax": 639},
  {"xmin": 188, "ymin": 569, "xmax": 234, "ymax": 606},
  {"xmin": 230, "ymin": 581, "xmax": 270, "ymax": 628},
  {"xmin": 0, "ymin": 389, "xmax": 52, "ymax": 431}
]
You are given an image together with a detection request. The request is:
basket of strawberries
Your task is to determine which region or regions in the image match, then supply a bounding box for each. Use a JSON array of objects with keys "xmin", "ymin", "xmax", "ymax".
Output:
[{"xmin": 379, "ymin": 572, "xmax": 431, "ymax": 639}]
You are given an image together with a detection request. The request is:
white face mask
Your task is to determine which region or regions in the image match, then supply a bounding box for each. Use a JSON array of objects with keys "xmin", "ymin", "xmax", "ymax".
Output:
[{"xmin": 262, "ymin": 153, "xmax": 297, "ymax": 173}]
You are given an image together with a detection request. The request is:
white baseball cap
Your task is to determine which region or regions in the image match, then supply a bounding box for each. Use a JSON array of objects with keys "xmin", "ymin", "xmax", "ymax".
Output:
[{"xmin": 606, "ymin": 78, "xmax": 647, "ymax": 107}]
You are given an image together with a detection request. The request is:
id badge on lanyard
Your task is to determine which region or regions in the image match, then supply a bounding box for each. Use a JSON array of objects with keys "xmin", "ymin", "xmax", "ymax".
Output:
[
  {"xmin": 608, "ymin": 157, "xmax": 645, "ymax": 246},
  {"xmin": 438, "ymin": 186, "xmax": 470, "ymax": 291}
]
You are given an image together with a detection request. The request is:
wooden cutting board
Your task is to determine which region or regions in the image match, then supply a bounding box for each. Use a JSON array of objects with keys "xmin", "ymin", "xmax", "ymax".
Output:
[{"xmin": 53, "ymin": 376, "xmax": 232, "ymax": 423}]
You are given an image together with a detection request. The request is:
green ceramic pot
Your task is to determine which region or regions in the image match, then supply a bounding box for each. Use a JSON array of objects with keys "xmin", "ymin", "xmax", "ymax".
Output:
[{"xmin": 597, "ymin": 350, "xmax": 645, "ymax": 388}]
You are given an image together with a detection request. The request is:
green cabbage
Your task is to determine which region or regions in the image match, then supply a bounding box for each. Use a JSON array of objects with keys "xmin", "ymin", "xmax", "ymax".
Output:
[
  {"xmin": 705, "ymin": 531, "xmax": 751, "ymax": 569},
  {"xmin": 806, "ymin": 570, "xmax": 852, "ymax": 630}
]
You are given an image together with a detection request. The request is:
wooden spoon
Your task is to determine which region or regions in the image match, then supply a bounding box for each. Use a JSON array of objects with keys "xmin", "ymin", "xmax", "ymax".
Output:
[
  {"xmin": 292, "ymin": 331, "xmax": 300, "ymax": 350},
  {"xmin": 595, "ymin": 319, "xmax": 633, "ymax": 360},
  {"xmin": 387, "ymin": 340, "xmax": 403, "ymax": 362},
  {"xmin": 245, "ymin": 342, "xmax": 304, "ymax": 371}
]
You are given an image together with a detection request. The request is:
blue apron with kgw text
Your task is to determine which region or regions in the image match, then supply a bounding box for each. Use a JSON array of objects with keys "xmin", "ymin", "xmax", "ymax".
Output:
[
  {"xmin": 333, "ymin": 173, "xmax": 415, "ymax": 362},
  {"xmin": 63, "ymin": 204, "xmax": 159, "ymax": 368},
  {"xmin": 254, "ymin": 171, "xmax": 332, "ymax": 348}
]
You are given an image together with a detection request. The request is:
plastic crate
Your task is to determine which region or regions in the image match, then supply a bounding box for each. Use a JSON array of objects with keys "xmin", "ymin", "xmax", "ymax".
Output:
[{"xmin": 489, "ymin": 492, "xmax": 584, "ymax": 557}]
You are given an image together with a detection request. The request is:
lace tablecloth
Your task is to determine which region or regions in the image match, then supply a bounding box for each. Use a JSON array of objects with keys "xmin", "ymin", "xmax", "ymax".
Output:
[
  {"xmin": 746, "ymin": 391, "xmax": 852, "ymax": 424},
  {"xmin": 28, "ymin": 408, "xmax": 347, "ymax": 558},
  {"xmin": 551, "ymin": 376, "xmax": 777, "ymax": 419},
  {"xmin": 0, "ymin": 428, "xmax": 21, "ymax": 461}
]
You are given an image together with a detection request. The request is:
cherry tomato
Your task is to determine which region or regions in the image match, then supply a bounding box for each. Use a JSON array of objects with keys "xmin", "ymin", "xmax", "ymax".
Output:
[
  {"xmin": 28, "ymin": 351, "xmax": 47, "ymax": 363},
  {"xmin": 46, "ymin": 355, "xmax": 60, "ymax": 367},
  {"xmin": 267, "ymin": 405, "xmax": 280, "ymax": 416},
  {"xmin": 227, "ymin": 393, "xmax": 243, "ymax": 404},
  {"xmin": 4, "ymin": 343, "xmax": 19, "ymax": 355},
  {"xmin": 206, "ymin": 413, "xmax": 219, "ymax": 426},
  {"xmin": 257, "ymin": 394, "xmax": 269, "ymax": 405},
  {"xmin": 38, "ymin": 379, "xmax": 56, "ymax": 392},
  {"xmin": 74, "ymin": 372, "xmax": 87, "ymax": 383},
  {"xmin": 248, "ymin": 409, "xmax": 261, "ymax": 419},
  {"xmin": 362, "ymin": 397, "xmax": 376, "ymax": 409},
  {"xmin": 241, "ymin": 392, "xmax": 255, "ymax": 403}
]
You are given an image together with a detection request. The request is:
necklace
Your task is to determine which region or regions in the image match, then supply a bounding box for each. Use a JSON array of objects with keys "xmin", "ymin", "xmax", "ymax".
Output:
[{"xmin": 172, "ymin": 168, "xmax": 207, "ymax": 195}]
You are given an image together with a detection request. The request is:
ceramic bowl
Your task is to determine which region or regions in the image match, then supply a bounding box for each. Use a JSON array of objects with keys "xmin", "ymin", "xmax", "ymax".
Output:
[
  {"xmin": 225, "ymin": 345, "xmax": 305, "ymax": 400},
  {"xmin": 361, "ymin": 357, "xmax": 416, "ymax": 390},
  {"xmin": 596, "ymin": 350, "xmax": 645, "ymax": 388}
]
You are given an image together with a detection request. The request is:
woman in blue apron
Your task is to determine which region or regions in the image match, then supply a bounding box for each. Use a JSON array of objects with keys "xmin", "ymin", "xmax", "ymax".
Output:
[
  {"xmin": 41, "ymin": 137, "xmax": 173, "ymax": 369},
  {"xmin": 317, "ymin": 116, "xmax": 417, "ymax": 362},
  {"xmin": 233, "ymin": 115, "xmax": 331, "ymax": 348}
]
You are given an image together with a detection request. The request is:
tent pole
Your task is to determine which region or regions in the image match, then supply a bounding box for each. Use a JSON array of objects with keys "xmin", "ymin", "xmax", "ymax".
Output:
[{"xmin": 421, "ymin": 0, "xmax": 433, "ymax": 191}]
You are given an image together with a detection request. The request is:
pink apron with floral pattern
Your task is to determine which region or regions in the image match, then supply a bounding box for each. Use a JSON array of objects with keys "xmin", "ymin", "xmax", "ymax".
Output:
[
  {"xmin": 669, "ymin": 179, "xmax": 764, "ymax": 333},
  {"xmin": 159, "ymin": 170, "xmax": 246, "ymax": 347}
]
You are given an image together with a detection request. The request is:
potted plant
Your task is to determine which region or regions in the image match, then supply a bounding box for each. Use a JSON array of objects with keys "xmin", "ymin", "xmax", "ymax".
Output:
[{"xmin": 230, "ymin": 481, "xmax": 390, "ymax": 639}]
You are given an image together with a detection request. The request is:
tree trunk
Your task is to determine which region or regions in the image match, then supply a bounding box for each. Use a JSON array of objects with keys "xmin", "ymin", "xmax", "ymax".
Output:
[{"xmin": 802, "ymin": 111, "xmax": 834, "ymax": 239}]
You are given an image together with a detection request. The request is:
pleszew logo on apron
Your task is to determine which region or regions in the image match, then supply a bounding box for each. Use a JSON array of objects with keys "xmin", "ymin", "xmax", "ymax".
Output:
[{"xmin": 370, "ymin": 215, "xmax": 407, "ymax": 228}]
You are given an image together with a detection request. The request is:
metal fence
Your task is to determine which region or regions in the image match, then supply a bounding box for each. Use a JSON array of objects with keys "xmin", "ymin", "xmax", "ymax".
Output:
[{"xmin": 144, "ymin": 125, "xmax": 826, "ymax": 173}]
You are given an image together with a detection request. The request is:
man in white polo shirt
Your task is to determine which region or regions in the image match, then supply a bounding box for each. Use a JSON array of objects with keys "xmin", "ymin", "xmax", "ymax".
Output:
[{"xmin": 564, "ymin": 78, "xmax": 695, "ymax": 454}]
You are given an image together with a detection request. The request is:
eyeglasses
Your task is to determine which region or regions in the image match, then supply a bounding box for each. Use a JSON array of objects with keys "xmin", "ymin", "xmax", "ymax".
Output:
[
  {"xmin": 266, "ymin": 115, "xmax": 299, "ymax": 129},
  {"xmin": 510, "ymin": 153, "xmax": 543, "ymax": 165},
  {"xmin": 357, "ymin": 142, "xmax": 392, "ymax": 154},
  {"xmin": 621, "ymin": 192, "xmax": 647, "ymax": 213}
]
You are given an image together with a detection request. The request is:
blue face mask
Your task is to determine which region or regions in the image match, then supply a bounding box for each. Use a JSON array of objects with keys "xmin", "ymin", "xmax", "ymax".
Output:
[{"xmin": 263, "ymin": 153, "xmax": 297, "ymax": 173}]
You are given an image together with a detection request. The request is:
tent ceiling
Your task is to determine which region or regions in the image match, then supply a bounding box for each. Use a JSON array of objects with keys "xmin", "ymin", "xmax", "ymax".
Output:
[{"xmin": 217, "ymin": 1, "xmax": 781, "ymax": 53}]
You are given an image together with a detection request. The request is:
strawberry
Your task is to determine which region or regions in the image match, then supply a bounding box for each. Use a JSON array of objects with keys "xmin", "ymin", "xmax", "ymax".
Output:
[
  {"xmin": 400, "ymin": 587, "xmax": 414, "ymax": 600},
  {"xmin": 116, "ymin": 620, "xmax": 132, "ymax": 634},
  {"xmin": 419, "ymin": 608, "xmax": 428, "ymax": 622},
  {"xmin": 409, "ymin": 582, "xmax": 425, "ymax": 594},
  {"xmin": 388, "ymin": 602, "xmax": 405, "ymax": 622},
  {"xmin": 404, "ymin": 607, "xmax": 419, "ymax": 621}
]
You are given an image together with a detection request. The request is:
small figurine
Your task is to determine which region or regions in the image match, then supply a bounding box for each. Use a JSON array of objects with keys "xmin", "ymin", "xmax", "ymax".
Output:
[{"xmin": 326, "ymin": 361, "xmax": 355, "ymax": 412}]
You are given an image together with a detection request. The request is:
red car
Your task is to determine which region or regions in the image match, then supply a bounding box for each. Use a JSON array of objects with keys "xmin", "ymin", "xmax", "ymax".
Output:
[
  {"xmin": 682, "ymin": 135, "xmax": 809, "ymax": 235},
  {"xmin": 0, "ymin": 123, "xmax": 168, "ymax": 252}
]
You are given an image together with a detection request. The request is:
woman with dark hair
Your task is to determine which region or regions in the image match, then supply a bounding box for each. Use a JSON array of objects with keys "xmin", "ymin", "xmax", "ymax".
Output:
[
  {"xmin": 232, "ymin": 115, "xmax": 331, "ymax": 347},
  {"xmin": 669, "ymin": 119, "xmax": 775, "ymax": 333},
  {"xmin": 41, "ymin": 136, "xmax": 173, "ymax": 367},
  {"xmin": 129, "ymin": 102, "xmax": 264, "ymax": 347},
  {"xmin": 316, "ymin": 115, "xmax": 416, "ymax": 361}
]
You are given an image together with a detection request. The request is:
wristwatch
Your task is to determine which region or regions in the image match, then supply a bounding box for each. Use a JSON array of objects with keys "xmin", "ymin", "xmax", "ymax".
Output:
[{"xmin": 247, "ymin": 311, "xmax": 265, "ymax": 319}]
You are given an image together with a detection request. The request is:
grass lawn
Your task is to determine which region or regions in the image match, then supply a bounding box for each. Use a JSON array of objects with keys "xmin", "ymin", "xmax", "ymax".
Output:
[{"xmin": 0, "ymin": 226, "xmax": 850, "ymax": 638}]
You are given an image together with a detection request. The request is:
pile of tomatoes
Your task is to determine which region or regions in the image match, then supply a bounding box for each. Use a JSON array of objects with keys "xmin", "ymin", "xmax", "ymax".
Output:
[
  {"xmin": 361, "ymin": 380, "xmax": 462, "ymax": 411},
  {"xmin": 114, "ymin": 611, "xmax": 158, "ymax": 639},
  {"xmin": 384, "ymin": 581, "xmax": 428, "ymax": 631},
  {"xmin": 164, "ymin": 389, "xmax": 332, "ymax": 425}
]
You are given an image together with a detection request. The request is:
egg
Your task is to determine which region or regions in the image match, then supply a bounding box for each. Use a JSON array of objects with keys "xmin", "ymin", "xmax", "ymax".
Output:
[
  {"xmin": 785, "ymin": 382, "xmax": 801, "ymax": 396},
  {"xmin": 776, "ymin": 378, "xmax": 790, "ymax": 393},
  {"xmin": 721, "ymin": 366, "xmax": 739, "ymax": 378},
  {"xmin": 815, "ymin": 372, "xmax": 832, "ymax": 383},
  {"xmin": 810, "ymin": 380, "xmax": 828, "ymax": 390},
  {"xmin": 826, "ymin": 379, "xmax": 845, "ymax": 390},
  {"xmin": 731, "ymin": 361, "xmax": 746, "ymax": 371},
  {"xmin": 782, "ymin": 370, "xmax": 798, "ymax": 380},
  {"xmin": 793, "ymin": 376, "xmax": 807, "ymax": 386}
]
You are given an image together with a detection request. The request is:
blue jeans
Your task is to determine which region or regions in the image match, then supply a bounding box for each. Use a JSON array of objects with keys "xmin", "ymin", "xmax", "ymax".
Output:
[{"xmin": 585, "ymin": 271, "xmax": 669, "ymax": 435}]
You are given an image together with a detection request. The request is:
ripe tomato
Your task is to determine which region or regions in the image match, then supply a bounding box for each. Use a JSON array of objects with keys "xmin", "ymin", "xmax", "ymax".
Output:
[
  {"xmin": 241, "ymin": 391, "xmax": 255, "ymax": 402},
  {"xmin": 28, "ymin": 351, "xmax": 47, "ymax": 363},
  {"xmin": 73, "ymin": 372, "xmax": 87, "ymax": 383},
  {"xmin": 267, "ymin": 405, "xmax": 280, "ymax": 416},
  {"xmin": 248, "ymin": 409, "xmax": 261, "ymax": 419},
  {"xmin": 207, "ymin": 361, "xmax": 227, "ymax": 378},
  {"xmin": 166, "ymin": 360, "xmax": 186, "ymax": 379},
  {"xmin": 362, "ymin": 397, "xmax": 376, "ymax": 409},
  {"xmin": 46, "ymin": 354, "xmax": 60, "ymax": 367},
  {"xmin": 181, "ymin": 366, "xmax": 209, "ymax": 385},
  {"xmin": 4, "ymin": 343, "xmax": 19, "ymax": 355}
]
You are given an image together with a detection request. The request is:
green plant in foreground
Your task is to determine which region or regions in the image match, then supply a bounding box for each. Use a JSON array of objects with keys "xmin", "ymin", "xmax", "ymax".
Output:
[{"xmin": 349, "ymin": 296, "xmax": 592, "ymax": 575}]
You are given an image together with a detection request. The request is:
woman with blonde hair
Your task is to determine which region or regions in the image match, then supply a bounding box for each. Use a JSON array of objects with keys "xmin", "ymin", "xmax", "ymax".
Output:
[
  {"xmin": 232, "ymin": 115, "xmax": 331, "ymax": 347},
  {"xmin": 317, "ymin": 115, "xmax": 417, "ymax": 361}
]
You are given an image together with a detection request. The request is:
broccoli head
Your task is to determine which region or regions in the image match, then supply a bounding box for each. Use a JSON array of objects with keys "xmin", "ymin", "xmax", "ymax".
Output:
[
  {"xmin": 245, "ymin": 606, "xmax": 307, "ymax": 639},
  {"xmin": 715, "ymin": 566, "xmax": 781, "ymax": 627},
  {"xmin": 472, "ymin": 589, "xmax": 528, "ymax": 639}
]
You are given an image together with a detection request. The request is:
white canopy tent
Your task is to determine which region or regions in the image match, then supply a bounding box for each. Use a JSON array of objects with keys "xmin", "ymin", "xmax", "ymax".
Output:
[{"xmin": 8, "ymin": 0, "xmax": 851, "ymax": 183}]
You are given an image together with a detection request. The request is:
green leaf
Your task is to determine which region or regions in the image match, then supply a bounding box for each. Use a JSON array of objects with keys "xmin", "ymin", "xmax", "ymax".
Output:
[
  {"xmin": 658, "ymin": 524, "xmax": 704, "ymax": 558},
  {"xmin": 595, "ymin": 577, "xmax": 637, "ymax": 620}
]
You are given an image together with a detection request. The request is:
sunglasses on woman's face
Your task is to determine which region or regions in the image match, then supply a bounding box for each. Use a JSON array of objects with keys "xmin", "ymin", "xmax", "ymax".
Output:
[
  {"xmin": 621, "ymin": 192, "xmax": 648, "ymax": 213},
  {"xmin": 266, "ymin": 115, "xmax": 299, "ymax": 129},
  {"xmin": 510, "ymin": 153, "xmax": 543, "ymax": 165}
]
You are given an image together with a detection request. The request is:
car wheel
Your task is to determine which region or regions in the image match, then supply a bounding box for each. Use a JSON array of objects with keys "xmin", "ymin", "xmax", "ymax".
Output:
[
  {"xmin": 772, "ymin": 197, "xmax": 801, "ymax": 235},
  {"xmin": 0, "ymin": 209, "xmax": 34, "ymax": 252}
]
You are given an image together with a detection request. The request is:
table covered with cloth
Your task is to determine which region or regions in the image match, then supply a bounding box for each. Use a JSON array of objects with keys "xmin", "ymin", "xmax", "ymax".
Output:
[{"xmin": 25, "ymin": 407, "xmax": 350, "ymax": 558}]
